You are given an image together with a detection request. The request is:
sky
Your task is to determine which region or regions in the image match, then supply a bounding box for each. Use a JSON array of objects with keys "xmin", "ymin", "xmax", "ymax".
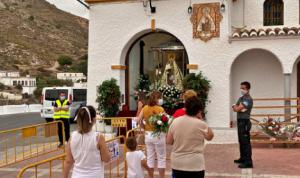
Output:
[{"xmin": 46, "ymin": 0, "xmax": 89, "ymax": 19}]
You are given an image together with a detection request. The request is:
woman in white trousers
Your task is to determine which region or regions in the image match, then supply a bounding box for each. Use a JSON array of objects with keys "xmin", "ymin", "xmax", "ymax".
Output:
[{"xmin": 138, "ymin": 91, "xmax": 166, "ymax": 178}]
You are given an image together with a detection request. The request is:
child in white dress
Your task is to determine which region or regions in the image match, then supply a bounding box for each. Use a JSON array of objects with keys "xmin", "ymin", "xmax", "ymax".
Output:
[
  {"xmin": 63, "ymin": 106, "xmax": 111, "ymax": 178},
  {"xmin": 126, "ymin": 137, "xmax": 150, "ymax": 178}
]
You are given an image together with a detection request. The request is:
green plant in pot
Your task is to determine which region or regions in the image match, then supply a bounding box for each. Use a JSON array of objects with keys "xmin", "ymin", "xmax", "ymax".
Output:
[
  {"xmin": 96, "ymin": 78, "xmax": 121, "ymax": 126},
  {"xmin": 182, "ymin": 72, "xmax": 211, "ymax": 109}
]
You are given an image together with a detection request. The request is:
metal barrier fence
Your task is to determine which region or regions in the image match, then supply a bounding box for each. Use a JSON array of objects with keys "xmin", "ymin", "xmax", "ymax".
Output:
[
  {"xmin": 126, "ymin": 128, "xmax": 146, "ymax": 151},
  {"xmin": 17, "ymin": 136, "xmax": 126, "ymax": 178},
  {"xmin": 17, "ymin": 154, "xmax": 65, "ymax": 178},
  {"xmin": 105, "ymin": 136, "xmax": 126, "ymax": 178},
  {"xmin": 0, "ymin": 121, "xmax": 65, "ymax": 167}
]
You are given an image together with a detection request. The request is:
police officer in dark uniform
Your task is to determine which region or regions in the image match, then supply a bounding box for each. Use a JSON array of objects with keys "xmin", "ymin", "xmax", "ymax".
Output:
[{"xmin": 232, "ymin": 81, "xmax": 253, "ymax": 168}]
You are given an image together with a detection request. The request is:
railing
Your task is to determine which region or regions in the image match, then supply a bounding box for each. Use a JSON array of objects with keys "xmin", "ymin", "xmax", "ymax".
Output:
[
  {"xmin": 17, "ymin": 154, "xmax": 65, "ymax": 178},
  {"xmin": 250, "ymin": 98, "xmax": 300, "ymax": 144},
  {"xmin": 251, "ymin": 98, "xmax": 300, "ymax": 120},
  {"xmin": 17, "ymin": 136, "xmax": 126, "ymax": 178},
  {"xmin": 0, "ymin": 121, "xmax": 65, "ymax": 167},
  {"xmin": 126, "ymin": 128, "xmax": 146, "ymax": 150}
]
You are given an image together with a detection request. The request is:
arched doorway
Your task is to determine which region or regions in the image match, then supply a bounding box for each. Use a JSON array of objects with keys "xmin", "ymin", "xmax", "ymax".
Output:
[
  {"xmin": 125, "ymin": 31, "xmax": 189, "ymax": 111},
  {"xmin": 230, "ymin": 49, "xmax": 284, "ymax": 121},
  {"xmin": 291, "ymin": 56, "xmax": 300, "ymax": 119}
]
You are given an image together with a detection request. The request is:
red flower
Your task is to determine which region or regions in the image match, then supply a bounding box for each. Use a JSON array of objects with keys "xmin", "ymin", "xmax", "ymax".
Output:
[{"xmin": 162, "ymin": 115, "xmax": 168, "ymax": 123}]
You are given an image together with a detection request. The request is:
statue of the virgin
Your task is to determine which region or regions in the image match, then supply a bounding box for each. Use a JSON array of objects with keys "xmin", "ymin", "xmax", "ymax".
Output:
[{"xmin": 159, "ymin": 53, "xmax": 183, "ymax": 90}]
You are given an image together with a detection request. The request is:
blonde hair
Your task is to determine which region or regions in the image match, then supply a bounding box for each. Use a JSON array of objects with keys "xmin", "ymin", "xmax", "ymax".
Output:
[{"xmin": 183, "ymin": 90, "xmax": 197, "ymax": 101}]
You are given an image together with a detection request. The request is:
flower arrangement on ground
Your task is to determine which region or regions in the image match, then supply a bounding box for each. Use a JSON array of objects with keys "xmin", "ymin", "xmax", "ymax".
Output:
[
  {"xmin": 158, "ymin": 85, "xmax": 182, "ymax": 109},
  {"xmin": 149, "ymin": 113, "xmax": 174, "ymax": 136},
  {"xmin": 258, "ymin": 118, "xmax": 300, "ymax": 141}
]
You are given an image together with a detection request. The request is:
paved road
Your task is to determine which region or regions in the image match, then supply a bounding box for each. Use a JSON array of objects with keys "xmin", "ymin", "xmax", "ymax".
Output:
[{"xmin": 0, "ymin": 113, "xmax": 45, "ymax": 131}]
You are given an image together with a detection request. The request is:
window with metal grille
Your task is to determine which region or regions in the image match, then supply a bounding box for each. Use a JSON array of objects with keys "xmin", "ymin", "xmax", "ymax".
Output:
[{"xmin": 264, "ymin": 0, "xmax": 284, "ymax": 26}]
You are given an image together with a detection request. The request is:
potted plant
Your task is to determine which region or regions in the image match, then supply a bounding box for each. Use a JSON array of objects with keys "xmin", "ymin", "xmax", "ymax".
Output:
[
  {"xmin": 182, "ymin": 72, "xmax": 211, "ymax": 110},
  {"xmin": 96, "ymin": 78, "xmax": 121, "ymax": 133},
  {"xmin": 134, "ymin": 74, "xmax": 151, "ymax": 100}
]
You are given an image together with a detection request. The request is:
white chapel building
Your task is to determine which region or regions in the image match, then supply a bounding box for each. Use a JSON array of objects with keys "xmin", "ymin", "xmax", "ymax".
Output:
[{"xmin": 85, "ymin": 0, "xmax": 300, "ymax": 128}]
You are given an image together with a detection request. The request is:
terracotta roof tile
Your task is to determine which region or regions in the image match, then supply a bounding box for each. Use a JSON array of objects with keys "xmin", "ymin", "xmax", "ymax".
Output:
[{"xmin": 232, "ymin": 27, "xmax": 300, "ymax": 38}]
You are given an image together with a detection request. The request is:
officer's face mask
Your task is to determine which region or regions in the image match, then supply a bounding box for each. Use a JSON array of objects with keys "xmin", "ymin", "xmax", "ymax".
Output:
[
  {"xmin": 241, "ymin": 89, "xmax": 248, "ymax": 96},
  {"xmin": 60, "ymin": 96, "xmax": 66, "ymax": 101}
]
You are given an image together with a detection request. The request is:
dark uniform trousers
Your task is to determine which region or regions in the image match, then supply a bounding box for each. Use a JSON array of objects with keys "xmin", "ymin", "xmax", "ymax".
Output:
[
  {"xmin": 237, "ymin": 119, "xmax": 252, "ymax": 164},
  {"xmin": 57, "ymin": 118, "xmax": 70, "ymax": 144}
]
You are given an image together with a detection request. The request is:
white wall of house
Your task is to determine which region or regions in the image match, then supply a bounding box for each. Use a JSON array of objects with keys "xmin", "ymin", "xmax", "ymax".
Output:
[
  {"xmin": 0, "ymin": 76, "xmax": 36, "ymax": 95},
  {"xmin": 0, "ymin": 77, "xmax": 36, "ymax": 87},
  {"xmin": 0, "ymin": 71, "xmax": 20, "ymax": 78},
  {"xmin": 87, "ymin": 0, "xmax": 300, "ymax": 127},
  {"xmin": 22, "ymin": 86, "xmax": 37, "ymax": 95},
  {"xmin": 231, "ymin": 0, "xmax": 300, "ymax": 28},
  {"xmin": 74, "ymin": 82, "xmax": 88, "ymax": 88},
  {"xmin": 57, "ymin": 73, "xmax": 86, "ymax": 82}
]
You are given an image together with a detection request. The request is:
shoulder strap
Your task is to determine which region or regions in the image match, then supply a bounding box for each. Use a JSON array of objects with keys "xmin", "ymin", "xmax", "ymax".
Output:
[
  {"xmin": 62, "ymin": 99, "xmax": 69, "ymax": 106},
  {"xmin": 56, "ymin": 100, "xmax": 61, "ymax": 106}
]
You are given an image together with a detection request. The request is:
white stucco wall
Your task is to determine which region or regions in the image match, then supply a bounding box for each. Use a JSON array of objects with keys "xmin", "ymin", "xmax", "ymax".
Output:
[
  {"xmin": 87, "ymin": 0, "xmax": 300, "ymax": 128},
  {"xmin": 232, "ymin": 0, "xmax": 300, "ymax": 28}
]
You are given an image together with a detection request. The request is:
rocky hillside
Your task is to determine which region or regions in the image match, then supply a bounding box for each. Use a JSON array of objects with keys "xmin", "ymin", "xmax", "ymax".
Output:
[{"xmin": 0, "ymin": 0, "xmax": 88, "ymax": 76}]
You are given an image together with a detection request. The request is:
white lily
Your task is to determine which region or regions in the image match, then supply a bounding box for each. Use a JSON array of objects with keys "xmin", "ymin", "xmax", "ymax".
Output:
[{"xmin": 157, "ymin": 120, "xmax": 163, "ymax": 125}]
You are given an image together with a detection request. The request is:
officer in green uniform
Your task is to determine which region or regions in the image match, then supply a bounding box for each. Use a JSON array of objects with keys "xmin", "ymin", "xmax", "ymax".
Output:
[
  {"xmin": 232, "ymin": 81, "xmax": 253, "ymax": 168},
  {"xmin": 53, "ymin": 92, "xmax": 70, "ymax": 147}
]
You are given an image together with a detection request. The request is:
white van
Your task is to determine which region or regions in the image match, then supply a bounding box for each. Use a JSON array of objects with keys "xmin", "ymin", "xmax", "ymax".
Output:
[{"xmin": 40, "ymin": 87, "xmax": 87, "ymax": 122}]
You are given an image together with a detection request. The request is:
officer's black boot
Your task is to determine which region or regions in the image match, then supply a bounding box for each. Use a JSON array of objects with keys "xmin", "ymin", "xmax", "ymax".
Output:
[{"xmin": 234, "ymin": 158, "xmax": 244, "ymax": 164}]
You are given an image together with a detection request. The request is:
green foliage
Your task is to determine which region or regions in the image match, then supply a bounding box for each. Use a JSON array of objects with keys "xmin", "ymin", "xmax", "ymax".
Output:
[
  {"xmin": 149, "ymin": 113, "xmax": 173, "ymax": 137},
  {"xmin": 96, "ymin": 78, "xmax": 121, "ymax": 125},
  {"xmin": 182, "ymin": 72, "xmax": 211, "ymax": 108},
  {"xmin": 0, "ymin": 83, "xmax": 5, "ymax": 90},
  {"xmin": 58, "ymin": 55, "xmax": 73, "ymax": 66},
  {"xmin": 69, "ymin": 60, "xmax": 87, "ymax": 76},
  {"xmin": 136, "ymin": 74, "xmax": 151, "ymax": 93},
  {"xmin": 16, "ymin": 84, "xmax": 23, "ymax": 90},
  {"xmin": 133, "ymin": 74, "xmax": 151, "ymax": 100},
  {"xmin": 33, "ymin": 76, "xmax": 73, "ymax": 99},
  {"xmin": 28, "ymin": 15, "xmax": 34, "ymax": 21},
  {"xmin": 61, "ymin": 54, "xmax": 88, "ymax": 76},
  {"xmin": 55, "ymin": 24, "xmax": 62, "ymax": 29}
]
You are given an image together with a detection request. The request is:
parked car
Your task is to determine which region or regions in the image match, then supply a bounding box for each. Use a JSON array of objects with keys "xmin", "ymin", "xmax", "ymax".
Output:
[{"xmin": 40, "ymin": 87, "xmax": 87, "ymax": 122}]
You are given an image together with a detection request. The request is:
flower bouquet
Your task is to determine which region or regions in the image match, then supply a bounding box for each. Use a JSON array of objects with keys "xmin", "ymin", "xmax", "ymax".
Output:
[
  {"xmin": 158, "ymin": 85, "xmax": 182, "ymax": 109},
  {"xmin": 149, "ymin": 113, "xmax": 174, "ymax": 137},
  {"xmin": 258, "ymin": 118, "xmax": 300, "ymax": 141}
]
